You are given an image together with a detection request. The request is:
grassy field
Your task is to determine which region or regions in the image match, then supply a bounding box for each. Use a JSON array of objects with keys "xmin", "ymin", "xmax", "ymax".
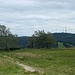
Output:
[
  {"xmin": 0, "ymin": 54, "xmax": 25, "ymax": 75},
  {"xmin": 0, "ymin": 48, "xmax": 75, "ymax": 75},
  {"xmin": 58, "ymin": 42, "xmax": 65, "ymax": 48}
]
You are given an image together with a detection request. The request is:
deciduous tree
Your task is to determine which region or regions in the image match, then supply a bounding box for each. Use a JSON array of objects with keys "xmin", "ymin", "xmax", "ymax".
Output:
[
  {"xmin": 28, "ymin": 30, "xmax": 56, "ymax": 48},
  {"xmin": 0, "ymin": 25, "xmax": 18, "ymax": 50}
]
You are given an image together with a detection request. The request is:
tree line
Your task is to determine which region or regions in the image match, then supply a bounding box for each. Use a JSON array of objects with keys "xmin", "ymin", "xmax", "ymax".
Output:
[
  {"xmin": 0, "ymin": 25, "xmax": 18, "ymax": 51},
  {"xmin": 0, "ymin": 25, "xmax": 56, "ymax": 50}
]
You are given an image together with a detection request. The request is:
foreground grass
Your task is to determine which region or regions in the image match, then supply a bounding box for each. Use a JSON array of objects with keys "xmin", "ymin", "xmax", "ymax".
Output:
[
  {"xmin": 0, "ymin": 52, "xmax": 41, "ymax": 75},
  {"xmin": 0, "ymin": 48, "xmax": 75, "ymax": 75},
  {"xmin": 0, "ymin": 54, "xmax": 26, "ymax": 75}
]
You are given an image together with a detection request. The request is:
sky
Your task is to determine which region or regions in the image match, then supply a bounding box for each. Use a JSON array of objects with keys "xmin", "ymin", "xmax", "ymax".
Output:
[{"xmin": 0, "ymin": 0, "xmax": 75, "ymax": 36}]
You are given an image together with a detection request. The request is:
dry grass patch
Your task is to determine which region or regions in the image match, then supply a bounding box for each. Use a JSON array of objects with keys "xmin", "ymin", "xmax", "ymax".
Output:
[{"xmin": 14, "ymin": 52, "xmax": 40, "ymax": 58}]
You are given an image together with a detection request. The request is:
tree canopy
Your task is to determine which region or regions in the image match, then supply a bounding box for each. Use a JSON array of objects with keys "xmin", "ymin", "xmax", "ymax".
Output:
[
  {"xmin": 0, "ymin": 25, "xmax": 18, "ymax": 50},
  {"xmin": 28, "ymin": 30, "xmax": 56, "ymax": 48}
]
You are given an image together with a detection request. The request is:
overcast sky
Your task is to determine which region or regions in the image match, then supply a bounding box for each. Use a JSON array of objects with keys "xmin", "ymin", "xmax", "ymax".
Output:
[{"xmin": 0, "ymin": 0, "xmax": 75, "ymax": 36}]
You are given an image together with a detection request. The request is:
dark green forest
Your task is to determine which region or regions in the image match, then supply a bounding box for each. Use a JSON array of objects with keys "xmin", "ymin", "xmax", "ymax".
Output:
[{"xmin": 18, "ymin": 33, "xmax": 75, "ymax": 48}]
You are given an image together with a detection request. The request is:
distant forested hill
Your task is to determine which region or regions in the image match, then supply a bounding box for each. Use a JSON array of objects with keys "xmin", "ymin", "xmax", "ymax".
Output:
[
  {"xmin": 53, "ymin": 33, "xmax": 75, "ymax": 47},
  {"xmin": 18, "ymin": 33, "xmax": 75, "ymax": 48},
  {"xmin": 18, "ymin": 36, "xmax": 29, "ymax": 48}
]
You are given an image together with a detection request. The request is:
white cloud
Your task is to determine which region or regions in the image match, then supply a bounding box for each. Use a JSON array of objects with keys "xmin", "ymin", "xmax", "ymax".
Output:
[{"xmin": 0, "ymin": 0, "xmax": 75, "ymax": 36}]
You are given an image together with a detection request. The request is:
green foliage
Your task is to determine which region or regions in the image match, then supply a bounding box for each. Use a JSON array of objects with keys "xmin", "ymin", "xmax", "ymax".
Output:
[
  {"xmin": 28, "ymin": 30, "xmax": 56, "ymax": 48},
  {"xmin": 18, "ymin": 33, "xmax": 75, "ymax": 48},
  {"xmin": 0, "ymin": 25, "xmax": 18, "ymax": 50}
]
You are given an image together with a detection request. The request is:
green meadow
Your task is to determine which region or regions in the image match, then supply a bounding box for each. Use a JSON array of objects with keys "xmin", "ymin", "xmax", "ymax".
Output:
[{"xmin": 0, "ymin": 48, "xmax": 75, "ymax": 75}]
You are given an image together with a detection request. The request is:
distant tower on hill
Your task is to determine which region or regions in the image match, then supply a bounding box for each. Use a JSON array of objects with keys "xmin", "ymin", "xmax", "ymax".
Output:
[{"xmin": 65, "ymin": 25, "xmax": 67, "ymax": 33}]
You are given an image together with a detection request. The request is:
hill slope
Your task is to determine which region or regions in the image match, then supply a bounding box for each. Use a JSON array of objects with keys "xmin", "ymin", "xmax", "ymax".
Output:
[
  {"xmin": 18, "ymin": 33, "xmax": 75, "ymax": 48},
  {"xmin": 53, "ymin": 33, "xmax": 75, "ymax": 47},
  {"xmin": 18, "ymin": 36, "xmax": 29, "ymax": 48}
]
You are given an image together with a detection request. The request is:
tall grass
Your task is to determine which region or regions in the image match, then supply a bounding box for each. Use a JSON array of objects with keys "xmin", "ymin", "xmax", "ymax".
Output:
[
  {"xmin": 1, "ymin": 48, "xmax": 75, "ymax": 75},
  {"xmin": 0, "ymin": 54, "xmax": 25, "ymax": 75}
]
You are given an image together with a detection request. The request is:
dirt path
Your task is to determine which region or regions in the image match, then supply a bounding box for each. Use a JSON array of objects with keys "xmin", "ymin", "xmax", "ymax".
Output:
[{"xmin": 3, "ymin": 55, "xmax": 44, "ymax": 74}]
